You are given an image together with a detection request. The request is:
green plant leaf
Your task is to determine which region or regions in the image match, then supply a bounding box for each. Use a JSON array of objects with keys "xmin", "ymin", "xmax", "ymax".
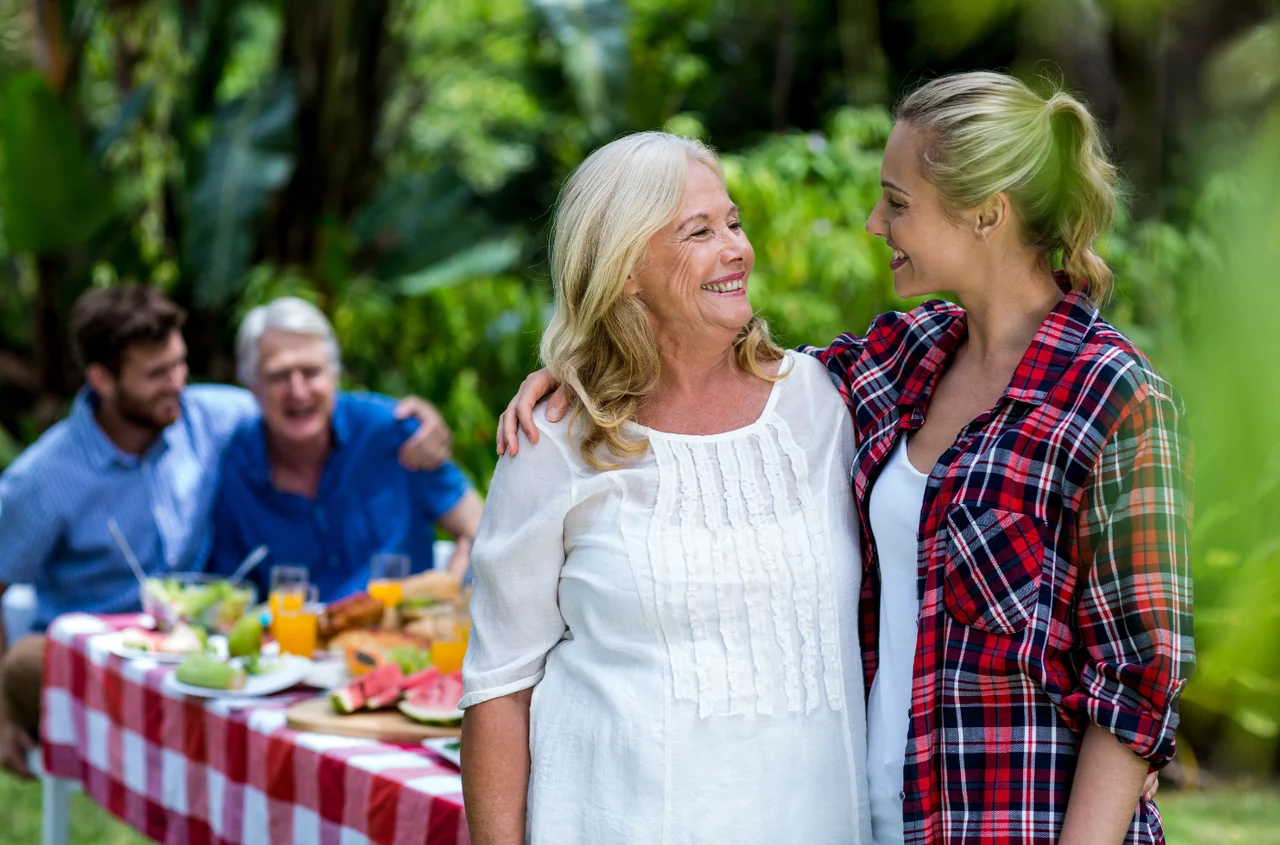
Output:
[
  {"xmin": 530, "ymin": 0, "xmax": 629, "ymax": 135},
  {"xmin": 0, "ymin": 72, "xmax": 113, "ymax": 253},
  {"xmin": 395, "ymin": 235, "xmax": 524, "ymax": 296},
  {"xmin": 93, "ymin": 84, "xmax": 153, "ymax": 159},
  {"xmin": 184, "ymin": 75, "xmax": 296, "ymax": 307},
  {"xmin": 351, "ymin": 168, "xmax": 490, "ymax": 279}
]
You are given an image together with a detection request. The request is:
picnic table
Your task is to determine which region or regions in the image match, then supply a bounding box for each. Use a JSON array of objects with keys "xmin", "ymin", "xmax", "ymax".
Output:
[{"xmin": 40, "ymin": 614, "xmax": 469, "ymax": 845}]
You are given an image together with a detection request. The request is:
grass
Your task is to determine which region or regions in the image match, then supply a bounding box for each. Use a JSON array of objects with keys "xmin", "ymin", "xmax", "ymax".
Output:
[
  {"xmin": 0, "ymin": 772, "xmax": 149, "ymax": 845},
  {"xmin": 1, "ymin": 770, "xmax": 1277, "ymax": 843}
]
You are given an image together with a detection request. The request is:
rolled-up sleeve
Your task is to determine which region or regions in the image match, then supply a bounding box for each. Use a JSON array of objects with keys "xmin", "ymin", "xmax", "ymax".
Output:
[
  {"xmin": 459, "ymin": 424, "xmax": 574, "ymax": 709},
  {"xmin": 1065, "ymin": 383, "xmax": 1195, "ymax": 767},
  {"xmin": 0, "ymin": 469, "xmax": 60, "ymax": 587}
]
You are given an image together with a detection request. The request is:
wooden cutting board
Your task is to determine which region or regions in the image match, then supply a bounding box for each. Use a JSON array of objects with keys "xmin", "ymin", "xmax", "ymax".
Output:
[{"xmin": 285, "ymin": 696, "xmax": 461, "ymax": 742}]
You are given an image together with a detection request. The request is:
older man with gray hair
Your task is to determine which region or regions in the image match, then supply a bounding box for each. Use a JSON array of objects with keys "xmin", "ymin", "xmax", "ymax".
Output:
[{"xmin": 209, "ymin": 296, "xmax": 482, "ymax": 601}]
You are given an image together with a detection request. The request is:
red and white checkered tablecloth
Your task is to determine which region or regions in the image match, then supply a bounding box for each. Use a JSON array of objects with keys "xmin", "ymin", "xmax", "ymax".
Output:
[{"xmin": 40, "ymin": 614, "xmax": 470, "ymax": 845}]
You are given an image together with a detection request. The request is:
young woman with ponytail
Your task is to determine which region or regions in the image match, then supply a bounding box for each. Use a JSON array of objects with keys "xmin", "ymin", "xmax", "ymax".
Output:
[{"xmin": 497, "ymin": 71, "xmax": 1192, "ymax": 845}]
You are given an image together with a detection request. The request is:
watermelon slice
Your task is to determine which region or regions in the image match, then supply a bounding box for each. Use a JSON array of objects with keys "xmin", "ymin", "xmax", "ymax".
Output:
[
  {"xmin": 329, "ymin": 662, "xmax": 404, "ymax": 714},
  {"xmin": 361, "ymin": 663, "xmax": 406, "ymax": 710},
  {"xmin": 398, "ymin": 670, "xmax": 464, "ymax": 724},
  {"xmin": 329, "ymin": 682, "xmax": 366, "ymax": 714},
  {"xmin": 400, "ymin": 666, "xmax": 441, "ymax": 694}
]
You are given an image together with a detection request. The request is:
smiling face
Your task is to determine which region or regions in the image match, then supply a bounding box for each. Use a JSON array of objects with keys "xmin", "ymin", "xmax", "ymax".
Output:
[
  {"xmin": 866, "ymin": 122, "xmax": 984, "ymax": 299},
  {"xmin": 254, "ymin": 330, "xmax": 338, "ymax": 445},
  {"xmin": 625, "ymin": 159, "xmax": 755, "ymax": 348},
  {"xmin": 95, "ymin": 330, "xmax": 189, "ymax": 431}
]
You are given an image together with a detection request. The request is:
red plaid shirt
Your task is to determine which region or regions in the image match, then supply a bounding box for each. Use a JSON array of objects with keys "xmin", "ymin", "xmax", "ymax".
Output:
[{"xmin": 806, "ymin": 276, "xmax": 1194, "ymax": 844}]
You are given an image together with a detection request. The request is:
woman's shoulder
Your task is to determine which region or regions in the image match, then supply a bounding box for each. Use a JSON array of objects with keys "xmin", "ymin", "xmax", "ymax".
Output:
[
  {"xmin": 782, "ymin": 347, "xmax": 841, "ymax": 394},
  {"xmin": 500, "ymin": 403, "xmax": 582, "ymax": 474},
  {"xmin": 1075, "ymin": 320, "xmax": 1183, "ymax": 410},
  {"xmin": 774, "ymin": 352, "xmax": 856, "ymax": 440}
]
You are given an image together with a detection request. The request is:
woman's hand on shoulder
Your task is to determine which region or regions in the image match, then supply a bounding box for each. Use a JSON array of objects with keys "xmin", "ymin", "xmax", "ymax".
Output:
[{"xmin": 496, "ymin": 369, "xmax": 569, "ymax": 455}]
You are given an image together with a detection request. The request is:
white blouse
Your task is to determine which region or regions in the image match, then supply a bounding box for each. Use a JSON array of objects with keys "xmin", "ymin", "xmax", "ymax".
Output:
[{"xmin": 461, "ymin": 352, "xmax": 871, "ymax": 845}]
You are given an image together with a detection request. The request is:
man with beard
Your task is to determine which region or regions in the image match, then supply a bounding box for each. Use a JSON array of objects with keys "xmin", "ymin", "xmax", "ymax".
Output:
[{"xmin": 0, "ymin": 285, "xmax": 453, "ymax": 777}]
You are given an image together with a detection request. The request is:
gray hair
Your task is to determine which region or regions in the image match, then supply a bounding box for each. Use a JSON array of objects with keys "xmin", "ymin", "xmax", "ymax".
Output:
[{"xmin": 236, "ymin": 297, "xmax": 342, "ymax": 388}]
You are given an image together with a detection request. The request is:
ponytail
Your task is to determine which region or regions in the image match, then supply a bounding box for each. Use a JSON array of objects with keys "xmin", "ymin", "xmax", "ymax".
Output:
[{"xmin": 1046, "ymin": 93, "xmax": 1117, "ymax": 304}]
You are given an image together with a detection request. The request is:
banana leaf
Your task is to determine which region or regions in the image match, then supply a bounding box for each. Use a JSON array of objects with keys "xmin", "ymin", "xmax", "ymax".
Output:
[
  {"xmin": 0, "ymin": 72, "xmax": 113, "ymax": 253},
  {"xmin": 184, "ymin": 75, "xmax": 296, "ymax": 307}
]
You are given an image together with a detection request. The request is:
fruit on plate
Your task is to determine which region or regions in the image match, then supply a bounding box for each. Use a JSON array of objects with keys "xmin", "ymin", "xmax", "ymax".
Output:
[
  {"xmin": 328, "ymin": 629, "xmax": 427, "ymax": 676},
  {"xmin": 327, "ymin": 664, "xmax": 466, "ymax": 716},
  {"xmin": 329, "ymin": 662, "xmax": 406, "ymax": 714},
  {"xmin": 401, "ymin": 666, "xmax": 443, "ymax": 693},
  {"xmin": 399, "ymin": 670, "xmax": 464, "ymax": 723},
  {"xmin": 175, "ymin": 654, "xmax": 246, "ymax": 691},
  {"xmin": 386, "ymin": 645, "xmax": 433, "ymax": 675},
  {"xmin": 227, "ymin": 614, "xmax": 264, "ymax": 659},
  {"xmin": 365, "ymin": 674, "xmax": 408, "ymax": 710},
  {"xmin": 121, "ymin": 623, "xmax": 206, "ymax": 655}
]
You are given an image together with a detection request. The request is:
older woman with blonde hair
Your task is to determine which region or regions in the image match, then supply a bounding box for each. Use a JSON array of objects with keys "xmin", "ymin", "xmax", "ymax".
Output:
[
  {"xmin": 501, "ymin": 72, "xmax": 1191, "ymax": 845},
  {"xmin": 459, "ymin": 132, "xmax": 872, "ymax": 844}
]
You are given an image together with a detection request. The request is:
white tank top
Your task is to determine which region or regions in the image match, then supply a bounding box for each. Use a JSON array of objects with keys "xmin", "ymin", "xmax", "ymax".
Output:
[{"xmin": 865, "ymin": 436, "xmax": 929, "ymax": 845}]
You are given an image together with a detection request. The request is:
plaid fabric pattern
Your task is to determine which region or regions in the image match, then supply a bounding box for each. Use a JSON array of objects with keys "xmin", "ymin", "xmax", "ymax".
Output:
[
  {"xmin": 41, "ymin": 614, "xmax": 468, "ymax": 845},
  {"xmin": 805, "ymin": 275, "xmax": 1195, "ymax": 844}
]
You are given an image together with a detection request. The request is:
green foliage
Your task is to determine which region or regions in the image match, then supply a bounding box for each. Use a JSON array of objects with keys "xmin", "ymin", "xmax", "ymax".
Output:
[
  {"xmin": 0, "ymin": 72, "xmax": 113, "ymax": 252},
  {"xmin": 185, "ymin": 76, "xmax": 296, "ymax": 306},
  {"xmin": 1102, "ymin": 108, "xmax": 1280, "ymax": 772},
  {"xmin": 382, "ymin": 0, "xmax": 546, "ymax": 191},
  {"xmin": 531, "ymin": 0, "xmax": 630, "ymax": 137},
  {"xmin": 722, "ymin": 107, "xmax": 910, "ymax": 347}
]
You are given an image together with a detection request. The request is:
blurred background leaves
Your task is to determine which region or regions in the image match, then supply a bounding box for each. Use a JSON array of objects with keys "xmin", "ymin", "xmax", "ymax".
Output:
[{"xmin": 0, "ymin": 0, "xmax": 1277, "ymax": 784}]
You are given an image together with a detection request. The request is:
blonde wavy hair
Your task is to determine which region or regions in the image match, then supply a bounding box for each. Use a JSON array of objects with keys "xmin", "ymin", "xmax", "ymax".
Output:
[
  {"xmin": 540, "ymin": 131, "xmax": 784, "ymax": 471},
  {"xmin": 897, "ymin": 71, "xmax": 1119, "ymax": 303}
]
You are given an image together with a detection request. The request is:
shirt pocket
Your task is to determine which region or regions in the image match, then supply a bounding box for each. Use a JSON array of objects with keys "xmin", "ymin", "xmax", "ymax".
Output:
[{"xmin": 942, "ymin": 504, "xmax": 1045, "ymax": 635}]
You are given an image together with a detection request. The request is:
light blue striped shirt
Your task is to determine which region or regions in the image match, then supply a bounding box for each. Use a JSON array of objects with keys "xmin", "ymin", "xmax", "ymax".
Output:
[{"xmin": 0, "ymin": 384, "xmax": 256, "ymax": 630}]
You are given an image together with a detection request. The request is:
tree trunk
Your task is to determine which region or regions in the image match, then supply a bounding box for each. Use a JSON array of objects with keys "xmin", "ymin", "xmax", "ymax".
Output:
[
  {"xmin": 32, "ymin": 253, "xmax": 74, "ymax": 398},
  {"xmin": 837, "ymin": 0, "xmax": 887, "ymax": 105},
  {"xmin": 771, "ymin": 0, "xmax": 796, "ymax": 131},
  {"xmin": 272, "ymin": 0, "xmax": 393, "ymax": 289}
]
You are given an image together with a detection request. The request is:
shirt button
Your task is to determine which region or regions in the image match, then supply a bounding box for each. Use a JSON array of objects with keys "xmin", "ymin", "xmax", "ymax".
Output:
[{"xmin": 899, "ymin": 791, "xmax": 906, "ymax": 801}]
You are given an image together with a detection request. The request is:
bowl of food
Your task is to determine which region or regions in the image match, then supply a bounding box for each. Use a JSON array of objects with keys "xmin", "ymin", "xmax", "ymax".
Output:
[{"xmin": 142, "ymin": 574, "xmax": 257, "ymax": 634}]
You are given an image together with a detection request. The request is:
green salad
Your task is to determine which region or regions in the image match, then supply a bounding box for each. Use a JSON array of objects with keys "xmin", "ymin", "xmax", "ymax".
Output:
[{"xmin": 144, "ymin": 577, "xmax": 256, "ymax": 634}]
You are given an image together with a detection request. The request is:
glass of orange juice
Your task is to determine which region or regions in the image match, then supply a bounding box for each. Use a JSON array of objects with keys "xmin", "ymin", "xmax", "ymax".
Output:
[
  {"xmin": 429, "ymin": 604, "xmax": 469, "ymax": 674},
  {"xmin": 274, "ymin": 584, "xmax": 319, "ymax": 658},
  {"xmin": 368, "ymin": 553, "xmax": 409, "ymax": 607},
  {"xmin": 269, "ymin": 565, "xmax": 309, "ymax": 639}
]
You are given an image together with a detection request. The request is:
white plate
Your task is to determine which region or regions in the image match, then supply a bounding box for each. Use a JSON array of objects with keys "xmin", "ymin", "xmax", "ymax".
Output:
[
  {"xmin": 95, "ymin": 630, "xmax": 198, "ymax": 664},
  {"xmin": 161, "ymin": 654, "xmax": 312, "ymax": 699},
  {"xmin": 96, "ymin": 631, "xmax": 280, "ymax": 665},
  {"xmin": 422, "ymin": 736, "xmax": 461, "ymax": 767}
]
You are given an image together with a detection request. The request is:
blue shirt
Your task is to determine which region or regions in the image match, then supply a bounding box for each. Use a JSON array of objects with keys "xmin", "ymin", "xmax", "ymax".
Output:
[
  {"xmin": 208, "ymin": 393, "xmax": 471, "ymax": 603},
  {"xmin": 0, "ymin": 385, "xmax": 258, "ymax": 631}
]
